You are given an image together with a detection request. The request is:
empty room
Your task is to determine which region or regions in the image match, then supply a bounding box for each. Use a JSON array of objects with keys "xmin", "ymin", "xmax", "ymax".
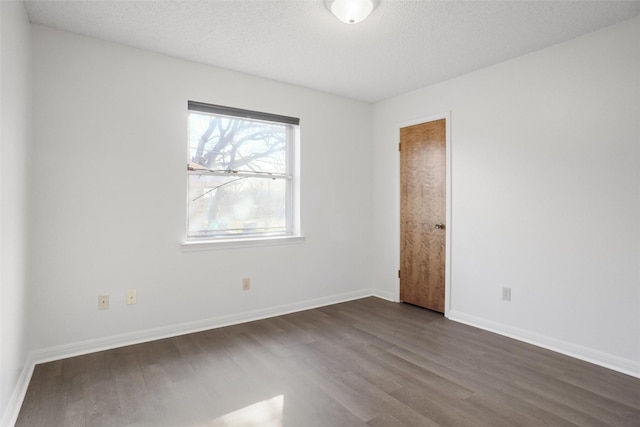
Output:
[{"xmin": 1, "ymin": 0, "xmax": 639, "ymax": 426}]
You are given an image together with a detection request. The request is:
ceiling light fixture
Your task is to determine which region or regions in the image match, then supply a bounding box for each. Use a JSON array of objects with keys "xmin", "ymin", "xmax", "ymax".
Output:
[{"xmin": 327, "ymin": 0, "xmax": 375, "ymax": 24}]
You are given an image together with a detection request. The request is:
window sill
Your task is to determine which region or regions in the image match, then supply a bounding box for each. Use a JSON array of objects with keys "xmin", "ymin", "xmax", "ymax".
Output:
[{"xmin": 181, "ymin": 235, "xmax": 306, "ymax": 252}]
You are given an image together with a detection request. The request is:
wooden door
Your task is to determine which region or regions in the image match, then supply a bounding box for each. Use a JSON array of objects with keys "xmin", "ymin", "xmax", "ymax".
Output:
[{"xmin": 400, "ymin": 119, "xmax": 446, "ymax": 313}]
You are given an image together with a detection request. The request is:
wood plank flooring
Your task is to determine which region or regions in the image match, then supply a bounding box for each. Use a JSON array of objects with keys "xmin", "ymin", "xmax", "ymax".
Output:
[{"xmin": 15, "ymin": 297, "xmax": 640, "ymax": 426}]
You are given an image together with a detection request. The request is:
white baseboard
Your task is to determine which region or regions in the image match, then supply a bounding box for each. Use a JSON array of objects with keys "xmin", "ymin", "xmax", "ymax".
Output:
[
  {"xmin": 2, "ymin": 289, "xmax": 374, "ymax": 427},
  {"xmin": 448, "ymin": 310, "xmax": 640, "ymax": 379},
  {"xmin": 372, "ymin": 289, "xmax": 398, "ymax": 302},
  {"xmin": 1, "ymin": 353, "xmax": 35, "ymax": 427}
]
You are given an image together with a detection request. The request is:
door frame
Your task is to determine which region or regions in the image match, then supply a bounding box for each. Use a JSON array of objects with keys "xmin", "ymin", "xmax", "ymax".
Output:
[{"xmin": 397, "ymin": 112, "xmax": 452, "ymax": 317}]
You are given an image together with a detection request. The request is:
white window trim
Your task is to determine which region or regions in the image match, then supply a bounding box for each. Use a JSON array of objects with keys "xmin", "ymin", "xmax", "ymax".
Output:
[
  {"xmin": 181, "ymin": 235, "xmax": 306, "ymax": 252},
  {"xmin": 185, "ymin": 101, "xmax": 303, "ymax": 249}
]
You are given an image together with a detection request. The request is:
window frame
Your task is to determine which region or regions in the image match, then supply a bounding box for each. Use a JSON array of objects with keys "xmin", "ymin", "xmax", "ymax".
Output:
[{"xmin": 182, "ymin": 101, "xmax": 303, "ymax": 250}]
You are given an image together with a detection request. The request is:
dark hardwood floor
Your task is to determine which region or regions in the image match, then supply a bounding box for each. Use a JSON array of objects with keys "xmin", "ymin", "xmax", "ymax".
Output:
[{"xmin": 15, "ymin": 297, "xmax": 640, "ymax": 426}]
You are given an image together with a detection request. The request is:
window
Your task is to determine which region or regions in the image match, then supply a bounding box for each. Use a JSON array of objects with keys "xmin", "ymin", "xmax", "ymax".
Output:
[{"xmin": 186, "ymin": 101, "xmax": 299, "ymax": 242}]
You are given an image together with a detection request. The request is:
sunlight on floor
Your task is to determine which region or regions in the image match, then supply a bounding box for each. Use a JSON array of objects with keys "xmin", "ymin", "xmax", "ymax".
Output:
[{"xmin": 210, "ymin": 395, "xmax": 284, "ymax": 427}]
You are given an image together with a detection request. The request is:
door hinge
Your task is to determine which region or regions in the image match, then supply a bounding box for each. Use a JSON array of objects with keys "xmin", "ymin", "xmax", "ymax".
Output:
[
  {"xmin": 398, "ymin": 142, "xmax": 401, "ymax": 151},
  {"xmin": 398, "ymin": 269, "xmax": 401, "ymax": 278}
]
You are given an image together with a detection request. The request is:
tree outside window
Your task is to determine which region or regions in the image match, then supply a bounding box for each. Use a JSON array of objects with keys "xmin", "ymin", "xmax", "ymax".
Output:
[{"xmin": 187, "ymin": 102, "xmax": 298, "ymax": 240}]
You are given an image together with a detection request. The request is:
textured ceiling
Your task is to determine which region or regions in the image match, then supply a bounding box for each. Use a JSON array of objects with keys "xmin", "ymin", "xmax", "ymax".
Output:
[{"xmin": 23, "ymin": 0, "xmax": 640, "ymax": 103}]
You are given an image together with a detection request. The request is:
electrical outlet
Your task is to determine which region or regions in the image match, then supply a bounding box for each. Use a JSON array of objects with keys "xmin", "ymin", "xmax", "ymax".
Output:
[
  {"xmin": 98, "ymin": 295, "xmax": 109, "ymax": 310},
  {"xmin": 242, "ymin": 277, "xmax": 251, "ymax": 291},
  {"xmin": 502, "ymin": 287, "xmax": 511, "ymax": 301},
  {"xmin": 127, "ymin": 290, "xmax": 137, "ymax": 305}
]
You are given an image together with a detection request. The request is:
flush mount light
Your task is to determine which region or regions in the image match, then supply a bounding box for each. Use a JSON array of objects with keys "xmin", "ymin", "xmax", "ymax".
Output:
[{"xmin": 327, "ymin": 0, "xmax": 376, "ymax": 24}]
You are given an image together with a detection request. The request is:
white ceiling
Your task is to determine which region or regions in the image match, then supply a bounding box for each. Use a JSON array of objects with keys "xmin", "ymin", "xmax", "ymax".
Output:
[{"xmin": 23, "ymin": 0, "xmax": 640, "ymax": 103}]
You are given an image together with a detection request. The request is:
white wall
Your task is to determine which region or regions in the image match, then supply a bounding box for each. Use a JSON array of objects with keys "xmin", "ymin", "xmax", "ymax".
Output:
[
  {"xmin": 0, "ymin": 1, "xmax": 32, "ymax": 424},
  {"xmin": 29, "ymin": 26, "xmax": 373, "ymax": 352},
  {"xmin": 372, "ymin": 17, "xmax": 640, "ymax": 375}
]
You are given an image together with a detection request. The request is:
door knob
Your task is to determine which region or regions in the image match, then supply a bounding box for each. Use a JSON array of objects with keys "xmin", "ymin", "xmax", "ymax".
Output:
[{"xmin": 435, "ymin": 224, "xmax": 445, "ymax": 230}]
